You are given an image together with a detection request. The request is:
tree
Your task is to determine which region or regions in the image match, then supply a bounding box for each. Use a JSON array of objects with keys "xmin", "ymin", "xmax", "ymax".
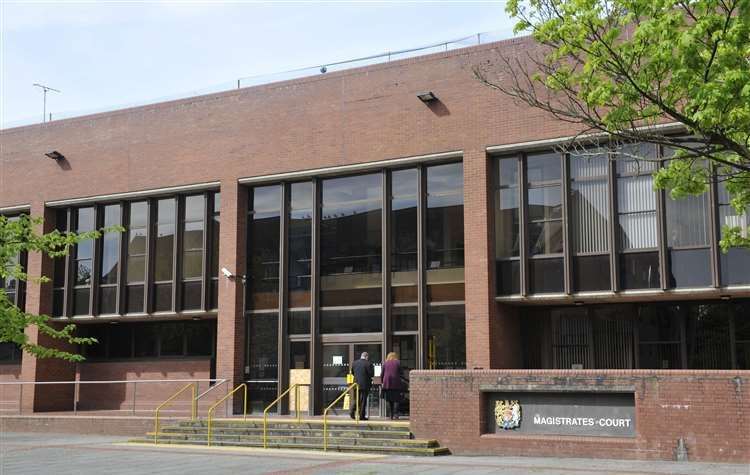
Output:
[
  {"xmin": 474, "ymin": 0, "xmax": 750, "ymax": 249},
  {"xmin": 0, "ymin": 214, "xmax": 120, "ymax": 361}
]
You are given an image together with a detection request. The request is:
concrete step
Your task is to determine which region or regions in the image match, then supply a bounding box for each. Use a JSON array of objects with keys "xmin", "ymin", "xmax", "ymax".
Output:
[
  {"xmin": 178, "ymin": 419, "xmax": 410, "ymax": 432},
  {"xmin": 145, "ymin": 432, "xmax": 437, "ymax": 448},
  {"xmin": 130, "ymin": 437, "xmax": 449, "ymax": 456},
  {"xmin": 161, "ymin": 425, "xmax": 412, "ymax": 439}
]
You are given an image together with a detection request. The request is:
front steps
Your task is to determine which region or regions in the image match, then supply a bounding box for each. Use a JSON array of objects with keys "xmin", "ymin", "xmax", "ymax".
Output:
[{"xmin": 131, "ymin": 418, "xmax": 449, "ymax": 456}]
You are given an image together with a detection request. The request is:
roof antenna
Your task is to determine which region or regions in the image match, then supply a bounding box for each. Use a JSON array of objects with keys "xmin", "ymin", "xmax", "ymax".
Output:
[{"xmin": 33, "ymin": 83, "xmax": 61, "ymax": 123}]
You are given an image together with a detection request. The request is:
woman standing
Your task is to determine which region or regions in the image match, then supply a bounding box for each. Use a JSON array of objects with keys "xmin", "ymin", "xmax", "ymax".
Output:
[{"xmin": 381, "ymin": 352, "xmax": 403, "ymax": 420}]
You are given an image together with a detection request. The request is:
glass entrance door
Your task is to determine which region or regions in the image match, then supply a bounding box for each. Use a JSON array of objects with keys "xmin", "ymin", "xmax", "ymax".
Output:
[{"xmin": 321, "ymin": 342, "xmax": 382, "ymax": 417}]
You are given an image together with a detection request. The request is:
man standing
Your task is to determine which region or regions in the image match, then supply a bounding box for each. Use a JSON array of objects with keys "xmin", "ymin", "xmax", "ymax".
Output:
[{"xmin": 349, "ymin": 352, "xmax": 374, "ymax": 420}]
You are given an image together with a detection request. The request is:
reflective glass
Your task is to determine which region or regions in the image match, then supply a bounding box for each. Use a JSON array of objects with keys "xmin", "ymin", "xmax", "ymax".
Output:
[{"xmin": 248, "ymin": 186, "xmax": 281, "ymax": 310}]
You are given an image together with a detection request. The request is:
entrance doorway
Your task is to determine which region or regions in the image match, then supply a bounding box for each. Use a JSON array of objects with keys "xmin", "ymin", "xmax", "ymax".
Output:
[{"xmin": 322, "ymin": 343, "xmax": 382, "ymax": 417}]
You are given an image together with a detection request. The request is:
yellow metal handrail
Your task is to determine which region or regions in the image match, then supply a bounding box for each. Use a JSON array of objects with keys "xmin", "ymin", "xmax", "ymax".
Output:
[
  {"xmin": 323, "ymin": 383, "xmax": 359, "ymax": 451},
  {"xmin": 153, "ymin": 383, "xmax": 196, "ymax": 444},
  {"xmin": 206, "ymin": 383, "xmax": 247, "ymax": 447},
  {"xmin": 262, "ymin": 384, "xmax": 302, "ymax": 448}
]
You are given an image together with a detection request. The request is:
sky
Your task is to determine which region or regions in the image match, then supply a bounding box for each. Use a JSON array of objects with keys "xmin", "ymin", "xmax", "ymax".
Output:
[{"xmin": 0, "ymin": 1, "xmax": 515, "ymax": 128}]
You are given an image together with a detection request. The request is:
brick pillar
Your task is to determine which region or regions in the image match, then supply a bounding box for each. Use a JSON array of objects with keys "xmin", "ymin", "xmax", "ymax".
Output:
[
  {"xmin": 463, "ymin": 150, "xmax": 520, "ymax": 369},
  {"xmin": 214, "ymin": 180, "xmax": 247, "ymax": 411},
  {"xmin": 19, "ymin": 202, "xmax": 76, "ymax": 412}
]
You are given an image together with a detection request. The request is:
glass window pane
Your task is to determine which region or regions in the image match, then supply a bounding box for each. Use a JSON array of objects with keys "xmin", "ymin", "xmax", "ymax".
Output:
[
  {"xmin": 426, "ymin": 163, "xmax": 463, "ymax": 273},
  {"xmin": 126, "ymin": 285, "xmax": 144, "ymax": 313},
  {"xmin": 101, "ymin": 233, "xmax": 119, "ymax": 285},
  {"xmin": 392, "ymin": 169, "xmax": 418, "ymax": 276},
  {"xmin": 186, "ymin": 321, "xmax": 213, "ymax": 356},
  {"xmin": 426, "ymin": 162, "xmax": 463, "ymax": 194},
  {"xmin": 528, "ymin": 186, "xmax": 562, "ymax": 221},
  {"xmin": 75, "ymin": 259, "xmax": 92, "ymax": 286},
  {"xmin": 720, "ymin": 248, "xmax": 750, "ymax": 286},
  {"xmin": 134, "ymin": 323, "xmax": 158, "ymax": 357},
  {"xmin": 289, "ymin": 182, "xmax": 312, "ymax": 308},
  {"xmin": 99, "ymin": 286, "xmax": 117, "ymax": 314},
  {"xmin": 618, "ymin": 211, "xmax": 658, "ymax": 250},
  {"xmin": 289, "ymin": 309, "xmax": 311, "ymax": 335},
  {"xmin": 527, "ymin": 152, "xmax": 561, "ymax": 183},
  {"xmin": 666, "ymin": 194, "xmax": 709, "ymax": 248},
  {"xmin": 77, "ymin": 240, "xmax": 94, "ymax": 260},
  {"xmin": 128, "ymin": 228, "xmax": 147, "ymax": 256},
  {"xmin": 109, "ymin": 325, "xmax": 132, "ymax": 358},
  {"xmin": 77, "ymin": 207, "xmax": 95, "ymax": 232},
  {"xmin": 320, "ymin": 307, "xmax": 382, "ymax": 334},
  {"xmin": 498, "ymin": 158, "xmax": 519, "ymax": 187},
  {"xmin": 426, "ymin": 305, "xmax": 466, "ymax": 369},
  {"xmin": 668, "ymin": 249, "xmax": 711, "ymax": 288},
  {"xmin": 130, "ymin": 202, "xmax": 148, "ymax": 227},
  {"xmin": 687, "ymin": 304, "xmax": 731, "ymax": 369},
  {"xmin": 571, "ymin": 172, "xmax": 609, "ymax": 254},
  {"xmin": 290, "ymin": 342, "xmax": 310, "ymax": 369},
  {"xmin": 182, "ymin": 281, "xmax": 202, "ymax": 310},
  {"xmin": 614, "ymin": 143, "xmax": 658, "ymax": 174},
  {"xmin": 574, "ymin": 255, "xmax": 611, "ymax": 292},
  {"xmin": 620, "ymin": 252, "xmax": 660, "ymax": 289},
  {"xmin": 184, "ymin": 195, "xmax": 205, "ymax": 222},
  {"xmin": 157, "ymin": 198, "xmax": 175, "ymax": 224},
  {"xmin": 183, "ymin": 221, "xmax": 204, "ymax": 250},
  {"xmin": 154, "ymin": 223, "xmax": 174, "ymax": 281},
  {"xmin": 183, "ymin": 250, "xmax": 203, "ymax": 279},
  {"xmin": 160, "ymin": 323, "xmax": 184, "ymax": 356},
  {"xmin": 154, "ymin": 283, "xmax": 172, "ymax": 312},
  {"xmin": 495, "ymin": 188, "xmax": 520, "ymax": 258},
  {"xmin": 528, "ymin": 220, "xmax": 564, "ymax": 255},
  {"xmin": 73, "ymin": 288, "xmax": 90, "ymax": 315},
  {"xmin": 127, "ymin": 255, "xmax": 145, "ymax": 283},
  {"xmin": 529, "ymin": 258, "xmax": 564, "ymax": 293},
  {"xmin": 392, "ymin": 305, "xmax": 418, "ymax": 332},
  {"xmin": 321, "ymin": 174, "xmax": 382, "ymax": 307},
  {"xmin": 249, "ymin": 186, "xmax": 282, "ymax": 310},
  {"xmin": 496, "ymin": 260, "xmax": 520, "ymax": 295},
  {"xmin": 247, "ymin": 313, "xmax": 279, "ymax": 380}
]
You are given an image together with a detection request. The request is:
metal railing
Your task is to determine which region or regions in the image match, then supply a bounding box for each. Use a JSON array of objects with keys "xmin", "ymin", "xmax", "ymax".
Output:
[
  {"xmin": 206, "ymin": 384, "xmax": 247, "ymax": 447},
  {"xmin": 323, "ymin": 383, "xmax": 359, "ymax": 452},
  {"xmin": 153, "ymin": 383, "xmax": 196, "ymax": 444},
  {"xmin": 262, "ymin": 384, "xmax": 303, "ymax": 449},
  {"xmin": 0, "ymin": 379, "xmax": 222, "ymax": 415}
]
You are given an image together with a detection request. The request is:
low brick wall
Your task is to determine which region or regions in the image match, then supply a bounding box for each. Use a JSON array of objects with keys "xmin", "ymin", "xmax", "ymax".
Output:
[
  {"xmin": 0, "ymin": 415, "xmax": 179, "ymax": 436},
  {"xmin": 409, "ymin": 370, "xmax": 749, "ymax": 463}
]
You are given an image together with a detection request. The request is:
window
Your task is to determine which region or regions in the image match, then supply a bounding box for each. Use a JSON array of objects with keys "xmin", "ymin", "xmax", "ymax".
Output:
[
  {"xmin": 153, "ymin": 198, "xmax": 176, "ymax": 312},
  {"xmin": 320, "ymin": 174, "xmax": 382, "ymax": 307},
  {"xmin": 288, "ymin": 182, "xmax": 312, "ymax": 309},
  {"xmin": 181, "ymin": 195, "xmax": 205, "ymax": 310},
  {"xmin": 73, "ymin": 207, "xmax": 95, "ymax": 315},
  {"xmin": 426, "ymin": 305, "xmax": 466, "ymax": 369},
  {"xmin": 52, "ymin": 210, "xmax": 68, "ymax": 317},
  {"xmin": 527, "ymin": 152, "xmax": 563, "ymax": 293},
  {"xmin": 210, "ymin": 192, "xmax": 221, "ymax": 309},
  {"xmin": 391, "ymin": 169, "xmax": 419, "ymax": 303},
  {"xmin": 615, "ymin": 144, "xmax": 660, "ymax": 289},
  {"xmin": 570, "ymin": 150, "xmax": 611, "ymax": 291},
  {"xmin": 126, "ymin": 201, "xmax": 148, "ymax": 313},
  {"xmin": 718, "ymin": 182, "xmax": 750, "ymax": 285},
  {"xmin": 248, "ymin": 186, "xmax": 281, "ymax": 310},
  {"xmin": 426, "ymin": 163, "xmax": 464, "ymax": 301},
  {"xmin": 495, "ymin": 158, "xmax": 520, "ymax": 295},
  {"xmin": 81, "ymin": 320, "xmax": 215, "ymax": 360},
  {"xmin": 99, "ymin": 205, "xmax": 121, "ymax": 314},
  {"xmin": 1, "ymin": 215, "xmax": 27, "ymax": 312}
]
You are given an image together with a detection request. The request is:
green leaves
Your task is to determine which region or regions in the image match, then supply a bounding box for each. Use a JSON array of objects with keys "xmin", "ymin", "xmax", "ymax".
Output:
[
  {"xmin": 0, "ymin": 215, "xmax": 123, "ymax": 361},
  {"xmin": 505, "ymin": 0, "xmax": 750, "ymax": 249}
]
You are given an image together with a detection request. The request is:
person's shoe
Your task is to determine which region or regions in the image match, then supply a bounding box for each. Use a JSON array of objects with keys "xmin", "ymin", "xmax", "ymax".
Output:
[
  {"xmin": 361, "ymin": 417, "xmax": 369, "ymax": 421},
  {"xmin": 349, "ymin": 414, "xmax": 355, "ymax": 420}
]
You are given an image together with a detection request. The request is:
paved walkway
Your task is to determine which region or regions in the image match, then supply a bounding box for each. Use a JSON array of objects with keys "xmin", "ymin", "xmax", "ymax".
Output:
[{"xmin": 0, "ymin": 432, "xmax": 747, "ymax": 475}]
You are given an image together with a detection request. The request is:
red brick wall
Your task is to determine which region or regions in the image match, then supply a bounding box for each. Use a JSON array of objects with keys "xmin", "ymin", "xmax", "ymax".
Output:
[
  {"xmin": 410, "ymin": 369, "xmax": 750, "ymax": 463},
  {"xmin": 0, "ymin": 364, "xmax": 22, "ymax": 414},
  {"xmin": 74, "ymin": 358, "xmax": 212, "ymax": 415}
]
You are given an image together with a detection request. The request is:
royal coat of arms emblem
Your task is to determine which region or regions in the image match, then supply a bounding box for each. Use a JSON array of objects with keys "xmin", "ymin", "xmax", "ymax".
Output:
[{"xmin": 494, "ymin": 400, "xmax": 521, "ymax": 430}]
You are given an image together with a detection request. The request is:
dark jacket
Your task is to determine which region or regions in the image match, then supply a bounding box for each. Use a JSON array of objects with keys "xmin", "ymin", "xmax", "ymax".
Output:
[
  {"xmin": 351, "ymin": 358, "xmax": 374, "ymax": 391},
  {"xmin": 381, "ymin": 359, "xmax": 403, "ymax": 391}
]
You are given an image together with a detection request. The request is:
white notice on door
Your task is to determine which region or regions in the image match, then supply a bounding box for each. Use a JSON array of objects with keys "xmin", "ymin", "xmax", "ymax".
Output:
[
  {"xmin": 332, "ymin": 355, "xmax": 343, "ymax": 365},
  {"xmin": 374, "ymin": 364, "xmax": 382, "ymax": 377}
]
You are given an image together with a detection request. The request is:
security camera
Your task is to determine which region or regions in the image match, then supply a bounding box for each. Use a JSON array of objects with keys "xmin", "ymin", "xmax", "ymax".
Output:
[{"xmin": 221, "ymin": 267, "xmax": 234, "ymax": 278}]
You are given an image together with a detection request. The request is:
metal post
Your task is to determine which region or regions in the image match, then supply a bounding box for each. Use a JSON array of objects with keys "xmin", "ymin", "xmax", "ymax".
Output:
[
  {"xmin": 18, "ymin": 384, "xmax": 23, "ymax": 415},
  {"xmin": 73, "ymin": 380, "xmax": 79, "ymax": 415},
  {"xmin": 132, "ymin": 382, "xmax": 137, "ymax": 415}
]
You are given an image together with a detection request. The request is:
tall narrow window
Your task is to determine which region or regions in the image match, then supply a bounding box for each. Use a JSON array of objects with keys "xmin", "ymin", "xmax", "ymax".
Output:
[
  {"xmin": 615, "ymin": 144, "xmax": 660, "ymax": 289},
  {"xmin": 288, "ymin": 182, "xmax": 312, "ymax": 334},
  {"xmin": 52, "ymin": 209, "xmax": 68, "ymax": 317},
  {"xmin": 718, "ymin": 182, "xmax": 750, "ymax": 285},
  {"xmin": 210, "ymin": 192, "xmax": 221, "ymax": 309},
  {"xmin": 248, "ymin": 186, "xmax": 282, "ymax": 310},
  {"xmin": 391, "ymin": 169, "xmax": 419, "ymax": 330},
  {"xmin": 320, "ymin": 173, "xmax": 382, "ymax": 332},
  {"xmin": 126, "ymin": 201, "xmax": 148, "ymax": 313},
  {"xmin": 98, "ymin": 205, "xmax": 121, "ymax": 314},
  {"xmin": 526, "ymin": 152, "xmax": 563, "ymax": 293},
  {"xmin": 153, "ymin": 198, "xmax": 176, "ymax": 312},
  {"xmin": 426, "ymin": 163, "xmax": 464, "ymax": 301},
  {"xmin": 73, "ymin": 207, "xmax": 95, "ymax": 315},
  {"xmin": 663, "ymin": 151, "xmax": 712, "ymax": 288},
  {"xmin": 181, "ymin": 195, "xmax": 205, "ymax": 310},
  {"xmin": 570, "ymin": 150, "xmax": 611, "ymax": 291},
  {"xmin": 495, "ymin": 158, "xmax": 520, "ymax": 295}
]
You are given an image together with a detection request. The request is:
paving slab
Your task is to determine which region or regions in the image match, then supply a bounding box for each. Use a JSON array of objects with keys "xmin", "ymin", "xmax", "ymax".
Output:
[{"xmin": 0, "ymin": 432, "xmax": 747, "ymax": 475}]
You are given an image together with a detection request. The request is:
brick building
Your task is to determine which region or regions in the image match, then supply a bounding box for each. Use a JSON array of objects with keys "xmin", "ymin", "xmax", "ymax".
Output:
[{"xmin": 1, "ymin": 36, "xmax": 748, "ymax": 461}]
